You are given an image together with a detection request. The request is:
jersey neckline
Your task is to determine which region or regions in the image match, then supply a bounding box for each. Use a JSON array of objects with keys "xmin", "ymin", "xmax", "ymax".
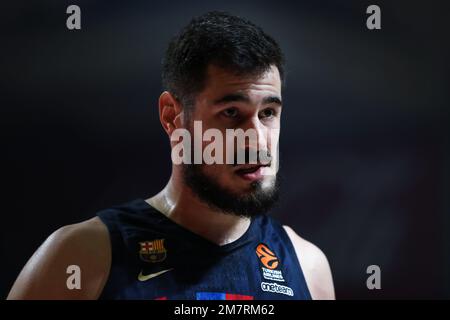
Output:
[{"xmin": 135, "ymin": 198, "xmax": 258, "ymax": 254}]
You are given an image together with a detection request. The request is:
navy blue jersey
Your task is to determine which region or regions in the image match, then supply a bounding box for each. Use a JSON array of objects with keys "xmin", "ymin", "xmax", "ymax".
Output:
[{"xmin": 96, "ymin": 199, "xmax": 311, "ymax": 300}]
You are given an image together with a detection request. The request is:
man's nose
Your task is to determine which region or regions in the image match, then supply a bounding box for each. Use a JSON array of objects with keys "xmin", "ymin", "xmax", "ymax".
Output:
[{"xmin": 241, "ymin": 116, "xmax": 268, "ymax": 151}]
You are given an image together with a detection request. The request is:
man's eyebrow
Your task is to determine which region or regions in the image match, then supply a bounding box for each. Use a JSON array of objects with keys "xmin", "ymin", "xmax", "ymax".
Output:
[
  {"xmin": 213, "ymin": 93, "xmax": 282, "ymax": 106},
  {"xmin": 262, "ymin": 96, "xmax": 282, "ymax": 106}
]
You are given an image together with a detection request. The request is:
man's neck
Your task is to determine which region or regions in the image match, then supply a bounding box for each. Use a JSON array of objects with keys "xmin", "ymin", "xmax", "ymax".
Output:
[{"xmin": 145, "ymin": 176, "xmax": 251, "ymax": 246}]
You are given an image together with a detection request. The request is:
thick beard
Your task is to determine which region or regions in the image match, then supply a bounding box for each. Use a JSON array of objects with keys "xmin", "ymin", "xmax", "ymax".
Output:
[{"xmin": 182, "ymin": 164, "xmax": 280, "ymax": 218}]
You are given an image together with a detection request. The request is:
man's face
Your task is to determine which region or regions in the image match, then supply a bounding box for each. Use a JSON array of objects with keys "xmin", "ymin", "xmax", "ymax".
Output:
[{"xmin": 181, "ymin": 64, "xmax": 282, "ymax": 217}]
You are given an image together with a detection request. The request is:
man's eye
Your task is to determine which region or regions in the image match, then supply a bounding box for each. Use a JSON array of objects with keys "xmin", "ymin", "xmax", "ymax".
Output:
[
  {"xmin": 222, "ymin": 107, "xmax": 239, "ymax": 118},
  {"xmin": 260, "ymin": 108, "xmax": 276, "ymax": 118}
]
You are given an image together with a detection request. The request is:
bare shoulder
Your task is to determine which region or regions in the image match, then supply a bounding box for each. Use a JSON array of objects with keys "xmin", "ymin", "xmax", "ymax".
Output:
[
  {"xmin": 283, "ymin": 225, "xmax": 335, "ymax": 300},
  {"xmin": 7, "ymin": 217, "xmax": 111, "ymax": 300}
]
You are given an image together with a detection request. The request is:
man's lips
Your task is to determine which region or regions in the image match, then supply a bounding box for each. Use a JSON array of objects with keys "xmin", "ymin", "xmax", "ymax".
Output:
[
  {"xmin": 234, "ymin": 163, "xmax": 269, "ymax": 172},
  {"xmin": 234, "ymin": 164, "xmax": 269, "ymax": 181}
]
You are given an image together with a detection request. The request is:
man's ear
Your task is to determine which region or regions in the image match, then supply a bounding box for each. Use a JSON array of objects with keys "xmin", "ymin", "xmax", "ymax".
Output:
[{"xmin": 159, "ymin": 91, "xmax": 183, "ymax": 135}]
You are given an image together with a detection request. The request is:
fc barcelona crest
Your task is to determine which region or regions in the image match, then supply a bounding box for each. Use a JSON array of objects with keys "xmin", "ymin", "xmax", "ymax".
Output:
[{"xmin": 139, "ymin": 239, "xmax": 167, "ymax": 263}]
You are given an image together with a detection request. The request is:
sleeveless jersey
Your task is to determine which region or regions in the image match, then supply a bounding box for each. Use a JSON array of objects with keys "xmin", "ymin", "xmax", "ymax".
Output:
[{"xmin": 96, "ymin": 199, "xmax": 312, "ymax": 300}]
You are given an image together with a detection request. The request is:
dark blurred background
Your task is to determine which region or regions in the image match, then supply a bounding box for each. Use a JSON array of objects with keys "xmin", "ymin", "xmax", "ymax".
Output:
[{"xmin": 1, "ymin": 0, "xmax": 449, "ymax": 299}]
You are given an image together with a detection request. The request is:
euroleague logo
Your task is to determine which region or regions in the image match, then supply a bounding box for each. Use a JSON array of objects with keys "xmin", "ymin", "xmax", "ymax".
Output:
[{"xmin": 255, "ymin": 243, "xmax": 279, "ymax": 270}]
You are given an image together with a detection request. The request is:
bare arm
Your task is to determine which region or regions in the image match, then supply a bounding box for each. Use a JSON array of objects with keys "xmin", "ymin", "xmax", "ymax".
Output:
[
  {"xmin": 7, "ymin": 217, "xmax": 111, "ymax": 300},
  {"xmin": 283, "ymin": 225, "xmax": 335, "ymax": 300}
]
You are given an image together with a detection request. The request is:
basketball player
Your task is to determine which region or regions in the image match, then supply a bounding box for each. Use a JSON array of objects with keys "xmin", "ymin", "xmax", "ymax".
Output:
[{"xmin": 7, "ymin": 11, "xmax": 335, "ymax": 300}]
